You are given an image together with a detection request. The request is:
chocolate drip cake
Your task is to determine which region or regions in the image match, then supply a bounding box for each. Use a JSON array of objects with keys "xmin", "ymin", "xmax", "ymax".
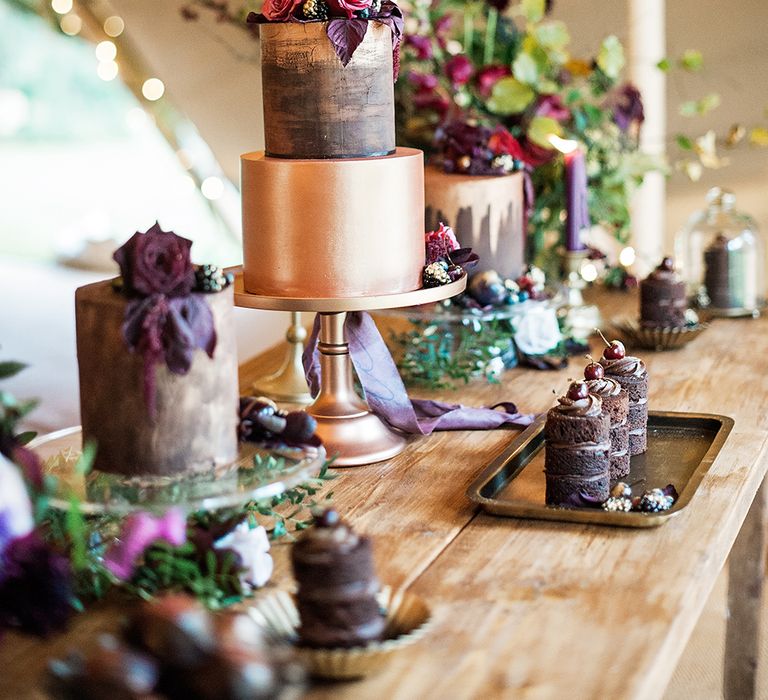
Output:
[
  {"xmin": 291, "ymin": 509, "xmax": 385, "ymax": 648},
  {"xmin": 639, "ymin": 256, "xmax": 687, "ymax": 329},
  {"xmin": 544, "ymin": 382, "xmax": 611, "ymax": 506},
  {"xmin": 599, "ymin": 340, "xmax": 648, "ymax": 456}
]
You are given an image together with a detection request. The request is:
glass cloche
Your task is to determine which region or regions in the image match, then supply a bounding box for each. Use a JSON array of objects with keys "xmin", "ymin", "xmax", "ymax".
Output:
[{"xmin": 675, "ymin": 187, "xmax": 765, "ymax": 317}]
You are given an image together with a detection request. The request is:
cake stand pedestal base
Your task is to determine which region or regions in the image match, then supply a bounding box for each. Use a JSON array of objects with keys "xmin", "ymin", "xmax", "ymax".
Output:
[{"xmin": 233, "ymin": 271, "xmax": 466, "ymax": 466}]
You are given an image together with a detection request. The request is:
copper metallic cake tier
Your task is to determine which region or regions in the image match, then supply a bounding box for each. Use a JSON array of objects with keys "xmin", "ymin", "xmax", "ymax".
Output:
[
  {"xmin": 424, "ymin": 166, "xmax": 525, "ymax": 280},
  {"xmin": 241, "ymin": 148, "xmax": 426, "ymax": 299},
  {"xmin": 260, "ymin": 21, "xmax": 395, "ymax": 159},
  {"xmin": 76, "ymin": 281, "xmax": 239, "ymax": 477}
]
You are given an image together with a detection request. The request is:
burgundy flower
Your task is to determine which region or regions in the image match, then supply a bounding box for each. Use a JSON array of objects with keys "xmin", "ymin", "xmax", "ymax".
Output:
[
  {"xmin": 488, "ymin": 127, "xmax": 526, "ymax": 160},
  {"xmin": 434, "ymin": 13, "xmax": 453, "ymax": 35},
  {"xmin": 520, "ymin": 137, "xmax": 557, "ymax": 167},
  {"xmin": 413, "ymin": 91, "xmax": 450, "ymax": 116},
  {"xmin": 409, "ymin": 71, "xmax": 439, "ymax": 92},
  {"xmin": 436, "ymin": 120, "xmax": 502, "ymax": 176},
  {"xmin": 476, "ymin": 64, "xmax": 511, "ymax": 97},
  {"xmin": 0, "ymin": 532, "xmax": 73, "ymax": 636},
  {"xmin": 610, "ymin": 83, "xmax": 645, "ymax": 133},
  {"xmin": 113, "ymin": 223, "xmax": 195, "ymax": 298},
  {"xmin": 327, "ymin": 0, "xmax": 372, "ymax": 18},
  {"xmin": 445, "ymin": 54, "xmax": 473, "ymax": 87},
  {"xmin": 425, "ymin": 223, "xmax": 460, "ymax": 265},
  {"xmin": 261, "ymin": 0, "xmax": 302, "ymax": 20},
  {"xmin": 405, "ymin": 34, "xmax": 433, "ymax": 60},
  {"xmin": 534, "ymin": 95, "xmax": 571, "ymax": 123}
]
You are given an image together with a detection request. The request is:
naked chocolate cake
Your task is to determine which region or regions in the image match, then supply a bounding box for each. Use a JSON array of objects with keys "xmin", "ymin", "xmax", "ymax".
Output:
[
  {"xmin": 639, "ymin": 256, "xmax": 687, "ymax": 329},
  {"xmin": 584, "ymin": 361, "xmax": 630, "ymax": 479},
  {"xmin": 544, "ymin": 382, "xmax": 611, "ymax": 506},
  {"xmin": 599, "ymin": 338, "xmax": 648, "ymax": 456},
  {"xmin": 291, "ymin": 509, "xmax": 385, "ymax": 648},
  {"xmin": 75, "ymin": 225, "xmax": 239, "ymax": 477}
]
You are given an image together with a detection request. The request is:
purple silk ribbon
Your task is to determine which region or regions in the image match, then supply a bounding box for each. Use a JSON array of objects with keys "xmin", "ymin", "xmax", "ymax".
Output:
[{"xmin": 302, "ymin": 311, "xmax": 535, "ymax": 435}]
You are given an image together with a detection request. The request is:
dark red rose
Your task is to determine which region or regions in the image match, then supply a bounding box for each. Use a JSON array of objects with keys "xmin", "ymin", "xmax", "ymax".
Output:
[
  {"xmin": 520, "ymin": 137, "xmax": 557, "ymax": 167},
  {"xmin": 261, "ymin": 0, "xmax": 302, "ymax": 20},
  {"xmin": 113, "ymin": 223, "xmax": 195, "ymax": 298},
  {"xmin": 434, "ymin": 13, "xmax": 453, "ymax": 35},
  {"xmin": 488, "ymin": 127, "xmax": 525, "ymax": 160},
  {"xmin": 409, "ymin": 71, "xmax": 439, "ymax": 92},
  {"xmin": 476, "ymin": 64, "xmax": 511, "ymax": 97},
  {"xmin": 405, "ymin": 34, "xmax": 433, "ymax": 60},
  {"xmin": 414, "ymin": 91, "xmax": 450, "ymax": 116},
  {"xmin": 610, "ymin": 83, "xmax": 645, "ymax": 133},
  {"xmin": 445, "ymin": 54, "xmax": 473, "ymax": 87},
  {"xmin": 327, "ymin": 0, "xmax": 372, "ymax": 18},
  {"xmin": 534, "ymin": 94, "xmax": 570, "ymax": 122}
]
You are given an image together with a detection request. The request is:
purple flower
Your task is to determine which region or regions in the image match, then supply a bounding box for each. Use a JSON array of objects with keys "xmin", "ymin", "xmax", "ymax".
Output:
[
  {"xmin": 413, "ymin": 91, "xmax": 450, "ymax": 116},
  {"xmin": 476, "ymin": 64, "xmax": 511, "ymax": 97},
  {"xmin": 113, "ymin": 222, "xmax": 195, "ymax": 298},
  {"xmin": 104, "ymin": 509, "xmax": 187, "ymax": 581},
  {"xmin": 408, "ymin": 71, "xmax": 439, "ymax": 92},
  {"xmin": 434, "ymin": 13, "xmax": 453, "ymax": 35},
  {"xmin": 214, "ymin": 523, "xmax": 273, "ymax": 590},
  {"xmin": 405, "ymin": 34, "xmax": 433, "ymax": 60},
  {"xmin": 445, "ymin": 54, "xmax": 473, "ymax": 87},
  {"xmin": 610, "ymin": 83, "xmax": 645, "ymax": 133},
  {"xmin": 0, "ymin": 532, "xmax": 73, "ymax": 636},
  {"xmin": 0, "ymin": 453, "xmax": 33, "ymax": 559},
  {"xmin": 534, "ymin": 95, "xmax": 571, "ymax": 122}
]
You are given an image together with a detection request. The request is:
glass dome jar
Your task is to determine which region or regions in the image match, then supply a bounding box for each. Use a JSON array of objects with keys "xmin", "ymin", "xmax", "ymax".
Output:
[{"xmin": 675, "ymin": 187, "xmax": 765, "ymax": 317}]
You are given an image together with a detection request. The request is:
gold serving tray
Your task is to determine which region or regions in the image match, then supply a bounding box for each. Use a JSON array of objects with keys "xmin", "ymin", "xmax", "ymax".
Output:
[{"xmin": 467, "ymin": 411, "xmax": 733, "ymax": 528}]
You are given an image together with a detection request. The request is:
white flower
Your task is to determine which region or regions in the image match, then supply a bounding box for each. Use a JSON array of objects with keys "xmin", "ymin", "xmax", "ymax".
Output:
[
  {"xmin": 513, "ymin": 305, "xmax": 562, "ymax": 355},
  {"xmin": 486, "ymin": 356, "xmax": 505, "ymax": 378},
  {"xmin": 528, "ymin": 266, "xmax": 546, "ymax": 291},
  {"xmin": 214, "ymin": 522, "xmax": 273, "ymax": 590},
  {"xmin": 0, "ymin": 452, "xmax": 34, "ymax": 552}
]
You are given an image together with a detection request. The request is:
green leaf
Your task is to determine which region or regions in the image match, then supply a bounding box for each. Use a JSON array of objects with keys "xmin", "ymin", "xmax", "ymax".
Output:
[
  {"xmin": 0, "ymin": 361, "xmax": 26, "ymax": 380},
  {"xmin": 14, "ymin": 430, "xmax": 37, "ymax": 445},
  {"xmin": 679, "ymin": 93, "xmax": 720, "ymax": 117},
  {"xmin": 596, "ymin": 35, "xmax": 625, "ymax": 80},
  {"xmin": 527, "ymin": 116, "xmax": 562, "ymax": 148},
  {"xmin": 533, "ymin": 21, "xmax": 570, "ymax": 50},
  {"xmin": 676, "ymin": 134, "xmax": 694, "ymax": 150},
  {"xmin": 656, "ymin": 58, "xmax": 671, "ymax": 72},
  {"xmin": 519, "ymin": 0, "xmax": 545, "ymax": 23},
  {"xmin": 487, "ymin": 76, "xmax": 535, "ymax": 115},
  {"xmin": 75, "ymin": 440, "xmax": 97, "ymax": 476},
  {"xmin": 66, "ymin": 497, "xmax": 87, "ymax": 571},
  {"xmin": 679, "ymin": 49, "xmax": 703, "ymax": 72}
]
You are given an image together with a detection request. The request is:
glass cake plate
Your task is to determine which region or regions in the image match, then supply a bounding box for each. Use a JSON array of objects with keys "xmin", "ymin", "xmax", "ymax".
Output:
[{"xmin": 29, "ymin": 426, "xmax": 327, "ymax": 516}]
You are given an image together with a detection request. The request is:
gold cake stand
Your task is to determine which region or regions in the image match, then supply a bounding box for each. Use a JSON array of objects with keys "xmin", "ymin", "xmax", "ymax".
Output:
[{"xmin": 232, "ymin": 270, "xmax": 467, "ymax": 466}]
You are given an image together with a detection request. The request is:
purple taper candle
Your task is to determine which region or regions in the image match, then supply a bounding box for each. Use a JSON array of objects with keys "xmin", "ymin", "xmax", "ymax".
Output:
[{"xmin": 564, "ymin": 145, "xmax": 589, "ymax": 251}]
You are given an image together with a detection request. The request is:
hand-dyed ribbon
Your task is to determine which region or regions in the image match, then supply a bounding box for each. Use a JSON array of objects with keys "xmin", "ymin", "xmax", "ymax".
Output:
[{"xmin": 302, "ymin": 311, "xmax": 535, "ymax": 435}]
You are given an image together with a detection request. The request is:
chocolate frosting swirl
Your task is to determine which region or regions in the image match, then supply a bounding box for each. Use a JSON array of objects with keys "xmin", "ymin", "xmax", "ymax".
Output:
[
  {"xmin": 600, "ymin": 356, "xmax": 647, "ymax": 378},
  {"xmin": 586, "ymin": 377, "xmax": 622, "ymax": 397},
  {"xmin": 298, "ymin": 522, "xmax": 359, "ymax": 554},
  {"xmin": 556, "ymin": 393, "xmax": 602, "ymax": 417},
  {"xmin": 646, "ymin": 266, "xmax": 679, "ymax": 283}
]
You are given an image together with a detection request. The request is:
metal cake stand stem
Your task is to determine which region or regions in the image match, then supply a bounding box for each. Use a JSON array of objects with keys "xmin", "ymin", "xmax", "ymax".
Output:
[{"xmin": 232, "ymin": 270, "xmax": 467, "ymax": 466}]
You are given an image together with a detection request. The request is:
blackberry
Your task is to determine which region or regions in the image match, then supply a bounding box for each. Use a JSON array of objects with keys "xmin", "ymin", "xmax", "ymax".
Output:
[
  {"xmin": 194, "ymin": 264, "xmax": 231, "ymax": 293},
  {"xmin": 239, "ymin": 397, "xmax": 287, "ymax": 442},
  {"xmin": 282, "ymin": 411, "xmax": 318, "ymax": 444},
  {"xmin": 422, "ymin": 261, "xmax": 451, "ymax": 288},
  {"xmin": 302, "ymin": 0, "xmax": 329, "ymax": 20},
  {"xmin": 636, "ymin": 488, "xmax": 674, "ymax": 513}
]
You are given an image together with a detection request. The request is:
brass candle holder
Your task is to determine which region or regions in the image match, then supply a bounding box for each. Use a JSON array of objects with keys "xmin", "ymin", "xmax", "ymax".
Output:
[
  {"xmin": 251, "ymin": 312, "xmax": 313, "ymax": 405},
  {"xmin": 560, "ymin": 249, "xmax": 602, "ymax": 341},
  {"xmin": 232, "ymin": 270, "xmax": 466, "ymax": 466}
]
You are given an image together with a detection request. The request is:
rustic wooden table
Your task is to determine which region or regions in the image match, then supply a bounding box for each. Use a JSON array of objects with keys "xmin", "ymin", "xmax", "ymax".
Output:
[{"xmin": 2, "ymin": 289, "xmax": 767, "ymax": 700}]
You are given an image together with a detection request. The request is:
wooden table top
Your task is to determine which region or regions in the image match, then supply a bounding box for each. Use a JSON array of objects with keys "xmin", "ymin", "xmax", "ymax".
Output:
[{"xmin": 3, "ymin": 289, "xmax": 767, "ymax": 700}]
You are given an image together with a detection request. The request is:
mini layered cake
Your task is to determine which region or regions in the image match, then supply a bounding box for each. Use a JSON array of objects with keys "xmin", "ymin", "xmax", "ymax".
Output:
[
  {"xmin": 544, "ymin": 382, "xmax": 611, "ymax": 505},
  {"xmin": 291, "ymin": 509, "xmax": 385, "ymax": 648},
  {"xmin": 703, "ymin": 234, "xmax": 732, "ymax": 309},
  {"xmin": 639, "ymin": 256, "xmax": 687, "ymax": 328},
  {"xmin": 76, "ymin": 225, "xmax": 239, "ymax": 477},
  {"xmin": 599, "ymin": 338, "xmax": 648, "ymax": 456},
  {"xmin": 584, "ymin": 361, "xmax": 630, "ymax": 479}
]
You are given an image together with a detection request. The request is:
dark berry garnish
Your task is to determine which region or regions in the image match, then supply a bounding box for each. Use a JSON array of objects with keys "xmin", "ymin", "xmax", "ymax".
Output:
[
  {"xmin": 316, "ymin": 509, "xmax": 340, "ymax": 528},
  {"xmin": 566, "ymin": 381, "xmax": 589, "ymax": 401},
  {"xmin": 596, "ymin": 328, "xmax": 626, "ymax": 360},
  {"xmin": 282, "ymin": 412, "xmax": 318, "ymax": 444},
  {"xmin": 194, "ymin": 264, "xmax": 232, "ymax": 293},
  {"xmin": 584, "ymin": 361, "xmax": 604, "ymax": 381},
  {"xmin": 659, "ymin": 256, "xmax": 675, "ymax": 271}
]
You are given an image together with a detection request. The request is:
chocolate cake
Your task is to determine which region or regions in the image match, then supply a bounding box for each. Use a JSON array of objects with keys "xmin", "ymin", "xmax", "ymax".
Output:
[
  {"xmin": 703, "ymin": 234, "xmax": 732, "ymax": 309},
  {"xmin": 586, "ymin": 377, "xmax": 630, "ymax": 479},
  {"xmin": 291, "ymin": 509, "xmax": 385, "ymax": 648},
  {"xmin": 639, "ymin": 256, "xmax": 687, "ymax": 328},
  {"xmin": 544, "ymin": 382, "xmax": 611, "ymax": 506},
  {"xmin": 599, "ymin": 340, "xmax": 648, "ymax": 456}
]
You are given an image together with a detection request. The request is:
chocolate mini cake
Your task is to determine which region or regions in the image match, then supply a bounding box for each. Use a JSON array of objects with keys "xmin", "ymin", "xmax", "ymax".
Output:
[
  {"xmin": 703, "ymin": 233, "xmax": 732, "ymax": 309},
  {"xmin": 544, "ymin": 382, "xmax": 611, "ymax": 506},
  {"xmin": 639, "ymin": 256, "xmax": 687, "ymax": 328},
  {"xmin": 584, "ymin": 361, "xmax": 630, "ymax": 480},
  {"xmin": 599, "ymin": 339, "xmax": 648, "ymax": 456},
  {"xmin": 291, "ymin": 509, "xmax": 385, "ymax": 649}
]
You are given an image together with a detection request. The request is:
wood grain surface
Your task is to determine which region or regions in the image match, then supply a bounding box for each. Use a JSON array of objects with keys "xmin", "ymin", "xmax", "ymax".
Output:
[{"xmin": 2, "ymin": 289, "xmax": 766, "ymax": 700}]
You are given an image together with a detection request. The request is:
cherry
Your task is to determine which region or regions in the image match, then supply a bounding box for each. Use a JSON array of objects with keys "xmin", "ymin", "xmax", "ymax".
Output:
[
  {"xmin": 316, "ymin": 508, "xmax": 340, "ymax": 528},
  {"xmin": 566, "ymin": 381, "xmax": 590, "ymax": 401},
  {"xmin": 602, "ymin": 340, "xmax": 626, "ymax": 360},
  {"xmin": 584, "ymin": 362, "xmax": 604, "ymax": 381},
  {"xmin": 659, "ymin": 256, "xmax": 675, "ymax": 271}
]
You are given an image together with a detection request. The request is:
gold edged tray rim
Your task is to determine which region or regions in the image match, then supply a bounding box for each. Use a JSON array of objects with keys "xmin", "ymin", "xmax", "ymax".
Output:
[
  {"xmin": 227, "ymin": 266, "xmax": 467, "ymax": 313},
  {"xmin": 466, "ymin": 411, "xmax": 734, "ymax": 528}
]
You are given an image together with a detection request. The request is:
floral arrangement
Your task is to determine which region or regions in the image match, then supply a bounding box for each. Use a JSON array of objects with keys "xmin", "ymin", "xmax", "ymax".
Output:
[
  {"xmin": 0, "ymin": 363, "xmax": 335, "ymax": 637},
  {"xmin": 245, "ymin": 0, "xmax": 404, "ymax": 69},
  {"xmin": 113, "ymin": 222, "xmax": 234, "ymax": 417},
  {"xmin": 421, "ymin": 222, "xmax": 478, "ymax": 288},
  {"xmin": 397, "ymin": 0, "xmax": 655, "ymax": 260}
]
